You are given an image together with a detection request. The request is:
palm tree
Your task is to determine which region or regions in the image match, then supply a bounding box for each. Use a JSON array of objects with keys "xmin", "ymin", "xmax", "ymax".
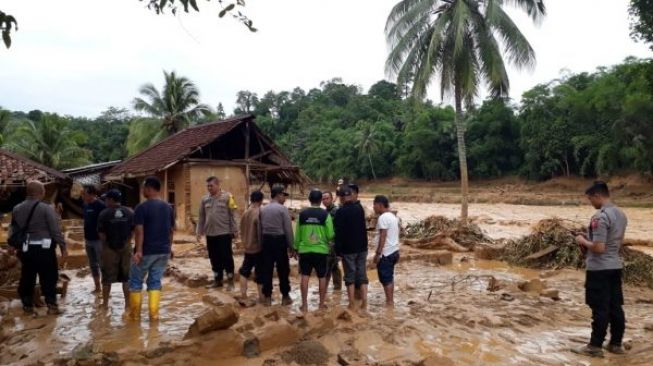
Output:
[
  {"xmin": 355, "ymin": 121, "xmax": 381, "ymax": 180},
  {"xmin": 130, "ymin": 70, "xmax": 211, "ymax": 153},
  {"xmin": 6, "ymin": 114, "xmax": 90, "ymax": 169},
  {"xmin": 0, "ymin": 108, "xmax": 11, "ymax": 145},
  {"xmin": 385, "ymin": 0, "xmax": 545, "ymax": 220}
]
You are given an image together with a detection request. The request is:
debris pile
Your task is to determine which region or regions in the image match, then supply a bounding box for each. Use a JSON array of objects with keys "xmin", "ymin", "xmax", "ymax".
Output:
[
  {"xmin": 404, "ymin": 215, "xmax": 491, "ymax": 250},
  {"xmin": 0, "ymin": 248, "xmax": 20, "ymax": 288},
  {"xmin": 501, "ymin": 218, "xmax": 585, "ymax": 269},
  {"xmin": 623, "ymin": 248, "xmax": 653, "ymax": 289}
]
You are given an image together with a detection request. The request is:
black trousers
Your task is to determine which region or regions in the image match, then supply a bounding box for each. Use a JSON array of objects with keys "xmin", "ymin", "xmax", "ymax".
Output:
[
  {"xmin": 585, "ymin": 269, "xmax": 626, "ymax": 347},
  {"xmin": 18, "ymin": 247, "xmax": 58, "ymax": 307},
  {"xmin": 206, "ymin": 235, "xmax": 235, "ymax": 282},
  {"xmin": 259, "ymin": 234, "xmax": 291, "ymax": 297}
]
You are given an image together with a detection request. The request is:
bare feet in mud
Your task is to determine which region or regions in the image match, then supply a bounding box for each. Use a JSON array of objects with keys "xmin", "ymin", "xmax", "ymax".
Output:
[
  {"xmin": 319, "ymin": 303, "xmax": 328, "ymax": 310},
  {"xmin": 300, "ymin": 304, "xmax": 308, "ymax": 313}
]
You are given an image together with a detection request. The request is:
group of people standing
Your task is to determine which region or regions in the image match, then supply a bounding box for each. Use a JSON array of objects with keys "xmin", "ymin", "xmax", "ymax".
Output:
[{"xmin": 196, "ymin": 178, "xmax": 402, "ymax": 312}]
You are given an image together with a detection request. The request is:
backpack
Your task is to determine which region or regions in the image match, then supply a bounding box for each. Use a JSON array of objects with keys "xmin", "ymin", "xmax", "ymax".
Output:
[{"xmin": 8, "ymin": 201, "xmax": 40, "ymax": 250}]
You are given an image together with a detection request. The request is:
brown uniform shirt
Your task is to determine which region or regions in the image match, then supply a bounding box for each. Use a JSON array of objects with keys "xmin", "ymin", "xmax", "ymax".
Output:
[
  {"xmin": 197, "ymin": 191, "xmax": 238, "ymax": 237},
  {"xmin": 239, "ymin": 205, "xmax": 261, "ymax": 254}
]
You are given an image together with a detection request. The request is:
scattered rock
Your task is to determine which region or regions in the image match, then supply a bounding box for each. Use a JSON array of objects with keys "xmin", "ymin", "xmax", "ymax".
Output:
[
  {"xmin": 337, "ymin": 310, "xmax": 353, "ymax": 322},
  {"xmin": 644, "ymin": 322, "xmax": 653, "ymax": 331},
  {"xmin": 185, "ymin": 306, "xmax": 239, "ymax": 339},
  {"xmin": 202, "ymin": 292, "xmax": 237, "ymax": 307},
  {"xmin": 263, "ymin": 310, "xmax": 280, "ymax": 322},
  {"xmin": 518, "ymin": 279, "xmax": 545, "ymax": 293},
  {"xmin": 422, "ymin": 355, "xmax": 455, "ymax": 366},
  {"xmin": 253, "ymin": 320, "xmax": 301, "ymax": 353},
  {"xmin": 487, "ymin": 277, "xmax": 507, "ymax": 292},
  {"xmin": 427, "ymin": 250, "xmax": 453, "ymax": 266},
  {"xmin": 281, "ymin": 340, "xmax": 330, "ymax": 365},
  {"xmin": 539, "ymin": 288, "xmax": 560, "ymax": 300},
  {"xmin": 337, "ymin": 349, "xmax": 364, "ymax": 366},
  {"xmin": 185, "ymin": 274, "xmax": 211, "ymax": 288},
  {"xmin": 242, "ymin": 335, "xmax": 260, "ymax": 358}
]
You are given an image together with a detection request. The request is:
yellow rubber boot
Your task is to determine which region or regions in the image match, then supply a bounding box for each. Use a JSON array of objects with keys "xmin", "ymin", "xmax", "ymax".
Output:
[
  {"xmin": 148, "ymin": 290, "xmax": 161, "ymax": 321},
  {"xmin": 128, "ymin": 291, "xmax": 142, "ymax": 320}
]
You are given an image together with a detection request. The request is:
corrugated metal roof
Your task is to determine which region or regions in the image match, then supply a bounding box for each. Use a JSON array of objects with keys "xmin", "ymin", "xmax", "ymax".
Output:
[
  {"xmin": 0, "ymin": 149, "xmax": 69, "ymax": 185},
  {"xmin": 63, "ymin": 160, "xmax": 121, "ymax": 175},
  {"xmin": 108, "ymin": 115, "xmax": 252, "ymax": 178}
]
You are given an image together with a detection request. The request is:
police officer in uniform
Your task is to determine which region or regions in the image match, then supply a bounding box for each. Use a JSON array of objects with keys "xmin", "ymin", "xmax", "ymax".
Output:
[
  {"xmin": 573, "ymin": 181, "xmax": 628, "ymax": 357},
  {"xmin": 9, "ymin": 181, "xmax": 67, "ymax": 315}
]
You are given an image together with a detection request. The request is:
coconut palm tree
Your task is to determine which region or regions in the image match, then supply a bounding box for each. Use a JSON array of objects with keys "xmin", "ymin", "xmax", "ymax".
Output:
[
  {"xmin": 6, "ymin": 114, "xmax": 90, "ymax": 169},
  {"xmin": 355, "ymin": 121, "xmax": 381, "ymax": 180},
  {"xmin": 385, "ymin": 0, "xmax": 545, "ymax": 220},
  {"xmin": 129, "ymin": 70, "xmax": 211, "ymax": 154}
]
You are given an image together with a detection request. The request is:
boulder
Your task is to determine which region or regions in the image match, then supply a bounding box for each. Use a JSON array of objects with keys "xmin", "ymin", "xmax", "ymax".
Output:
[
  {"xmin": 185, "ymin": 306, "xmax": 239, "ymax": 339},
  {"xmin": 518, "ymin": 279, "xmax": 545, "ymax": 293},
  {"xmin": 539, "ymin": 288, "xmax": 560, "ymax": 300},
  {"xmin": 644, "ymin": 322, "xmax": 653, "ymax": 331},
  {"xmin": 251, "ymin": 320, "xmax": 301, "ymax": 354}
]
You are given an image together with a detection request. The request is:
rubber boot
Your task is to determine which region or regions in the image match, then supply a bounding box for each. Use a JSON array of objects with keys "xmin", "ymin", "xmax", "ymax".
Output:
[
  {"xmin": 129, "ymin": 291, "xmax": 143, "ymax": 320},
  {"xmin": 148, "ymin": 290, "xmax": 161, "ymax": 321}
]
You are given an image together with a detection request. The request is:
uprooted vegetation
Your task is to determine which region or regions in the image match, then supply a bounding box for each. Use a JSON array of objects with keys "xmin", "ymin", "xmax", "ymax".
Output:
[{"xmin": 403, "ymin": 215, "xmax": 492, "ymax": 250}]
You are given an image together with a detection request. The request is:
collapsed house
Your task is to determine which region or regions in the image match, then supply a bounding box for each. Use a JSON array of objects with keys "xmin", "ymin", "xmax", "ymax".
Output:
[
  {"xmin": 104, "ymin": 115, "xmax": 307, "ymax": 232},
  {"xmin": 0, "ymin": 149, "xmax": 72, "ymax": 213}
]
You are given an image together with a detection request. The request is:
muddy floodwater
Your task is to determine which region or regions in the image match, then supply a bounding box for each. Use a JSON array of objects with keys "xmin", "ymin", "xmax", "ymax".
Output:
[{"xmin": 1, "ymin": 200, "xmax": 652, "ymax": 365}]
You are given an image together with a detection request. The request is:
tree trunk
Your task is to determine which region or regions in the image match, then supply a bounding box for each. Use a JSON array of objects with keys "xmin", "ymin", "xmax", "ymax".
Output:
[
  {"xmin": 368, "ymin": 152, "xmax": 377, "ymax": 180},
  {"xmin": 454, "ymin": 85, "xmax": 469, "ymax": 221}
]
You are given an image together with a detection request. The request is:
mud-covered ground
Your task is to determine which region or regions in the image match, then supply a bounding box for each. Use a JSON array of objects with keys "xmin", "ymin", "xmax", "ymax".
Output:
[{"xmin": 1, "ymin": 196, "xmax": 653, "ymax": 366}]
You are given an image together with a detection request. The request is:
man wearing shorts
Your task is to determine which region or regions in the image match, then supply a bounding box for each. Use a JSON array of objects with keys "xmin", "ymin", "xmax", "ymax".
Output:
[
  {"xmin": 334, "ymin": 187, "xmax": 369, "ymax": 311},
  {"xmin": 97, "ymin": 189, "xmax": 134, "ymax": 311},
  {"xmin": 294, "ymin": 190, "xmax": 335, "ymax": 312},
  {"xmin": 238, "ymin": 191, "xmax": 263, "ymax": 301},
  {"xmin": 372, "ymin": 195, "xmax": 400, "ymax": 308}
]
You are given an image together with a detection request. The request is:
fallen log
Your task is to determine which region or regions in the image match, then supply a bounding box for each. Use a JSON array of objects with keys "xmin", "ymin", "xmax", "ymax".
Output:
[{"xmin": 524, "ymin": 245, "xmax": 558, "ymax": 260}]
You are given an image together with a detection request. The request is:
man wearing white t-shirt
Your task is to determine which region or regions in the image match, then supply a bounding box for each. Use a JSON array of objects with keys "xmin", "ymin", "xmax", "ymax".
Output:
[{"xmin": 372, "ymin": 195, "xmax": 400, "ymax": 308}]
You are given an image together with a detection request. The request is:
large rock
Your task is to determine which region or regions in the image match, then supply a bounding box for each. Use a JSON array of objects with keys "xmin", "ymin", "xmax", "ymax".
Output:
[
  {"xmin": 539, "ymin": 288, "xmax": 560, "ymax": 300},
  {"xmin": 247, "ymin": 320, "xmax": 301, "ymax": 355},
  {"xmin": 430, "ymin": 250, "xmax": 453, "ymax": 265},
  {"xmin": 518, "ymin": 279, "xmax": 545, "ymax": 293},
  {"xmin": 185, "ymin": 306, "xmax": 239, "ymax": 339}
]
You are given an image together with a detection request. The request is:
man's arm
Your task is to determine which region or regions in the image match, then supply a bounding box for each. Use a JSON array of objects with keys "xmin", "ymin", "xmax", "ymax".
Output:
[
  {"xmin": 134, "ymin": 225, "xmax": 144, "ymax": 264},
  {"xmin": 45, "ymin": 205, "xmax": 67, "ymax": 256},
  {"xmin": 196, "ymin": 198, "xmax": 206, "ymax": 239},
  {"xmin": 283, "ymin": 209, "xmax": 294, "ymax": 251},
  {"xmin": 325, "ymin": 214, "xmax": 335, "ymax": 242},
  {"xmin": 375, "ymin": 229, "xmax": 388, "ymax": 264},
  {"xmin": 576, "ymin": 214, "xmax": 608, "ymax": 254}
]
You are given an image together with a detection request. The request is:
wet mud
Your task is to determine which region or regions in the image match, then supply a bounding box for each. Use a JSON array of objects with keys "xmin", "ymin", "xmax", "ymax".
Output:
[{"xmin": 1, "ymin": 200, "xmax": 652, "ymax": 365}]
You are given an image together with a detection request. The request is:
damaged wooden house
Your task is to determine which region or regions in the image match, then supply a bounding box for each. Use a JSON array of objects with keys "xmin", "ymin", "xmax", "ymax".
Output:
[{"xmin": 104, "ymin": 115, "xmax": 307, "ymax": 232}]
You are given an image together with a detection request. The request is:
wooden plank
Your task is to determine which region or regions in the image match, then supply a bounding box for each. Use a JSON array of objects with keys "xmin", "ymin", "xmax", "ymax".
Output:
[{"xmin": 524, "ymin": 245, "xmax": 559, "ymax": 260}]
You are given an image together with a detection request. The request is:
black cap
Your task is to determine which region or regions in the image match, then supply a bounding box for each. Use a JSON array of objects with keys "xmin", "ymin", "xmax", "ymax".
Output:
[
  {"xmin": 104, "ymin": 189, "xmax": 122, "ymax": 202},
  {"xmin": 271, "ymin": 185, "xmax": 289, "ymax": 198},
  {"xmin": 340, "ymin": 187, "xmax": 353, "ymax": 197},
  {"xmin": 347, "ymin": 183, "xmax": 359, "ymax": 194}
]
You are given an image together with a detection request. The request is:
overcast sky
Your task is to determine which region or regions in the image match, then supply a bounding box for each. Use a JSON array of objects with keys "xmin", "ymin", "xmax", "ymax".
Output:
[{"xmin": 0, "ymin": 0, "xmax": 650, "ymax": 117}]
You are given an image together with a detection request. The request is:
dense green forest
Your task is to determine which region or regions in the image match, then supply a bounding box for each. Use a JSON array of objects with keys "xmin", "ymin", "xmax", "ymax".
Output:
[{"xmin": 0, "ymin": 57, "xmax": 651, "ymax": 179}]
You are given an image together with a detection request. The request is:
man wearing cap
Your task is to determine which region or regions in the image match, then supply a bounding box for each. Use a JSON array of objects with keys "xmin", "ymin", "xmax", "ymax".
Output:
[
  {"xmin": 333, "ymin": 187, "xmax": 369, "ymax": 311},
  {"xmin": 197, "ymin": 176, "xmax": 239, "ymax": 290},
  {"xmin": 258, "ymin": 185, "xmax": 294, "ymax": 306},
  {"xmin": 97, "ymin": 189, "xmax": 134, "ymax": 311},
  {"xmin": 322, "ymin": 191, "xmax": 343, "ymax": 291},
  {"xmin": 294, "ymin": 189, "xmax": 335, "ymax": 312},
  {"xmin": 9, "ymin": 181, "xmax": 67, "ymax": 315},
  {"xmin": 573, "ymin": 181, "xmax": 628, "ymax": 357},
  {"xmin": 82, "ymin": 185, "xmax": 106, "ymax": 293},
  {"xmin": 238, "ymin": 190, "xmax": 264, "ymax": 302}
]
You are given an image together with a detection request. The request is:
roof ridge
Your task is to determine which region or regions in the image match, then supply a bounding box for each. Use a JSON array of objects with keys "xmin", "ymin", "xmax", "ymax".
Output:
[
  {"xmin": 0, "ymin": 148, "xmax": 69, "ymax": 180},
  {"xmin": 113, "ymin": 115, "xmax": 252, "ymax": 171}
]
